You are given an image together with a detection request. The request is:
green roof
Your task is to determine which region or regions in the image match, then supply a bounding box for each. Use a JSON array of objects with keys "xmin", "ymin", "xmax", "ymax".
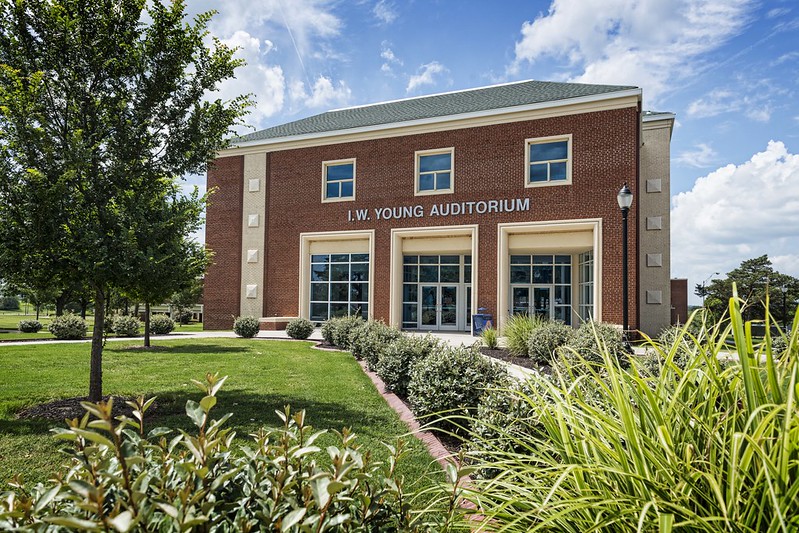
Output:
[{"xmin": 235, "ymin": 79, "xmax": 639, "ymax": 144}]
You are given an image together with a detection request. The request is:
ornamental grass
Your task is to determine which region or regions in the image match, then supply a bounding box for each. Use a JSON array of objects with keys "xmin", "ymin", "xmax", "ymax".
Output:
[{"xmin": 458, "ymin": 287, "xmax": 799, "ymax": 532}]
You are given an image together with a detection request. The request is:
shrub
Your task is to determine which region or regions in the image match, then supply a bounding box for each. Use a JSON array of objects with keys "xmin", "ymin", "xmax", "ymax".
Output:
[
  {"xmin": 112, "ymin": 314, "xmax": 141, "ymax": 337},
  {"xmin": 0, "ymin": 296, "xmax": 19, "ymax": 310},
  {"xmin": 408, "ymin": 344, "xmax": 507, "ymax": 435},
  {"xmin": 350, "ymin": 321, "xmax": 402, "ymax": 370},
  {"xmin": 503, "ymin": 313, "xmax": 542, "ymax": 357},
  {"xmin": 321, "ymin": 317, "xmax": 337, "ymax": 344},
  {"xmin": 285, "ymin": 317, "xmax": 314, "ymax": 340},
  {"xmin": 468, "ymin": 379, "xmax": 548, "ymax": 479},
  {"xmin": 149, "ymin": 314, "xmax": 175, "ymax": 335},
  {"xmin": 17, "ymin": 319, "xmax": 42, "ymax": 333},
  {"xmin": 459, "ymin": 294, "xmax": 799, "ymax": 532},
  {"xmin": 47, "ymin": 313, "xmax": 87, "ymax": 340},
  {"xmin": 481, "ymin": 327, "xmax": 498, "ymax": 349},
  {"xmin": 331, "ymin": 315, "xmax": 364, "ymax": 349},
  {"xmin": 376, "ymin": 334, "xmax": 443, "ymax": 398},
  {"xmin": 527, "ymin": 320, "xmax": 573, "ymax": 365},
  {"xmin": 233, "ymin": 315, "xmax": 259, "ymax": 338},
  {"xmin": 563, "ymin": 320, "xmax": 629, "ymax": 370},
  {"xmin": 175, "ymin": 309, "xmax": 193, "ymax": 325},
  {"xmin": 0, "ymin": 374, "xmax": 440, "ymax": 531}
]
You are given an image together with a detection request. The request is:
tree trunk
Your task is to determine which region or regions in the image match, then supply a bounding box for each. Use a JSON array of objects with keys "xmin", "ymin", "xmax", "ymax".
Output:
[
  {"xmin": 35, "ymin": 304, "xmax": 40, "ymax": 320},
  {"xmin": 89, "ymin": 285, "xmax": 105, "ymax": 402},
  {"xmin": 144, "ymin": 302, "xmax": 151, "ymax": 348},
  {"xmin": 80, "ymin": 298, "xmax": 88, "ymax": 320}
]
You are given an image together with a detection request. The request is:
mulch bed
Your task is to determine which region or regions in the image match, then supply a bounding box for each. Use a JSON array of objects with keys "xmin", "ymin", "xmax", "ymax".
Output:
[
  {"xmin": 480, "ymin": 347, "xmax": 549, "ymax": 372},
  {"xmin": 17, "ymin": 396, "xmax": 156, "ymax": 422}
]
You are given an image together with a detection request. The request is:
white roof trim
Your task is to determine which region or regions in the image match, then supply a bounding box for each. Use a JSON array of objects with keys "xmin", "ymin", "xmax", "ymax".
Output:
[
  {"xmin": 642, "ymin": 112, "xmax": 675, "ymax": 122},
  {"xmin": 231, "ymin": 88, "xmax": 643, "ymax": 150}
]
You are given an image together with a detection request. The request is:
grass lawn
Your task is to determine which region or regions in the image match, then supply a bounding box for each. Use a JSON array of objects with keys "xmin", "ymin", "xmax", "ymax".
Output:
[{"xmin": 0, "ymin": 338, "xmax": 442, "ymax": 492}]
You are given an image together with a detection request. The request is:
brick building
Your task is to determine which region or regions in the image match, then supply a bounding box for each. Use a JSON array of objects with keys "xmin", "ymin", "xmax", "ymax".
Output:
[{"xmin": 205, "ymin": 80, "xmax": 675, "ymax": 336}]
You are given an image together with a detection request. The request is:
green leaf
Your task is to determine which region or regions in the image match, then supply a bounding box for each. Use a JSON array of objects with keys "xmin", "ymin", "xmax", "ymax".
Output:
[
  {"xmin": 185, "ymin": 400, "xmax": 205, "ymax": 428},
  {"xmin": 199, "ymin": 395, "xmax": 216, "ymax": 413},
  {"xmin": 109, "ymin": 510, "xmax": 134, "ymax": 532},
  {"xmin": 33, "ymin": 484, "xmax": 62, "ymax": 512},
  {"xmin": 281, "ymin": 508, "xmax": 306, "ymax": 532},
  {"xmin": 45, "ymin": 516, "xmax": 100, "ymax": 529}
]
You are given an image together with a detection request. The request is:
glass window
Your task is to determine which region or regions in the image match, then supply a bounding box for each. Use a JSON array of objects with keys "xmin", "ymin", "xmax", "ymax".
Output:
[
  {"xmin": 416, "ymin": 149, "xmax": 454, "ymax": 195},
  {"xmin": 527, "ymin": 136, "xmax": 571, "ymax": 186},
  {"xmin": 323, "ymin": 160, "xmax": 355, "ymax": 201},
  {"xmin": 310, "ymin": 253, "xmax": 370, "ymax": 322}
]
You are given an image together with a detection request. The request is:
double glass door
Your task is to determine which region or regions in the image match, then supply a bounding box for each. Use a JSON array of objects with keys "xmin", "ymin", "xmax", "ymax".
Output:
[
  {"xmin": 420, "ymin": 285, "xmax": 458, "ymax": 330},
  {"xmin": 512, "ymin": 286, "xmax": 552, "ymax": 319}
]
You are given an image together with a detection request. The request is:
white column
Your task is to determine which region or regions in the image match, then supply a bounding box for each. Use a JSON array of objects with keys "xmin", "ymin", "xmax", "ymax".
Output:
[{"xmin": 240, "ymin": 153, "xmax": 267, "ymax": 317}]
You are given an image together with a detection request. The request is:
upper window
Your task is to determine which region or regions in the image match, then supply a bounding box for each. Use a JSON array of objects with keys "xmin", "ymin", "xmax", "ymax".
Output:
[
  {"xmin": 415, "ymin": 148, "xmax": 454, "ymax": 195},
  {"xmin": 322, "ymin": 159, "xmax": 355, "ymax": 202},
  {"xmin": 526, "ymin": 135, "xmax": 572, "ymax": 187}
]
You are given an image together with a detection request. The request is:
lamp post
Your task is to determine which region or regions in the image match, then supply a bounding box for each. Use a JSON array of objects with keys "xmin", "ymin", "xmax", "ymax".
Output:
[
  {"xmin": 702, "ymin": 272, "xmax": 719, "ymax": 307},
  {"xmin": 617, "ymin": 183, "xmax": 633, "ymax": 338},
  {"xmin": 781, "ymin": 285, "xmax": 789, "ymax": 332}
]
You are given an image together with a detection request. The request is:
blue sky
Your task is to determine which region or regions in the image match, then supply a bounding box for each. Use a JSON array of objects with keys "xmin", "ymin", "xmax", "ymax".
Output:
[{"xmin": 187, "ymin": 0, "xmax": 799, "ymax": 303}]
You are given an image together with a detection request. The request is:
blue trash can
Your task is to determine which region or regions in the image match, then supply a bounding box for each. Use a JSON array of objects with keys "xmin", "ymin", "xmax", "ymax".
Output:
[{"xmin": 472, "ymin": 313, "xmax": 493, "ymax": 336}]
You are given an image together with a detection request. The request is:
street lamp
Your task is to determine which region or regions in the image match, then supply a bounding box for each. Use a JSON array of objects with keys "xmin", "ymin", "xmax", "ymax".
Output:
[
  {"xmin": 781, "ymin": 285, "xmax": 788, "ymax": 332},
  {"xmin": 617, "ymin": 183, "xmax": 633, "ymax": 337},
  {"xmin": 702, "ymin": 272, "xmax": 719, "ymax": 307}
]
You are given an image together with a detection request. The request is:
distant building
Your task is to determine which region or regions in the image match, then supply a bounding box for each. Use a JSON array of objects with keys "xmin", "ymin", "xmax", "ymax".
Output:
[{"xmin": 204, "ymin": 80, "xmax": 674, "ymax": 336}]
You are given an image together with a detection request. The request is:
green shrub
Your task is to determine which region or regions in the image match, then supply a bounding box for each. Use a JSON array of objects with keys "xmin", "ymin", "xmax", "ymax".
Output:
[
  {"xmin": 527, "ymin": 320, "xmax": 573, "ymax": 365},
  {"xmin": 408, "ymin": 345, "xmax": 507, "ymax": 435},
  {"xmin": 149, "ymin": 314, "xmax": 175, "ymax": 335},
  {"xmin": 17, "ymin": 319, "xmax": 42, "ymax": 333},
  {"xmin": 468, "ymin": 379, "xmax": 548, "ymax": 479},
  {"xmin": 563, "ymin": 320, "xmax": 629, "ymax": 370},
  {"xmin": 503, "ymin": 313, "xmax": 542, "ymax": 357},
  {"xmin": 332, "ymin": 315, "xmax": 364, "ymax": 349},
  {"xmin": 112, "ymin": 314, "xmax": 141, "ymax": 337},
  {"xmin": 376, "ymin": 334, "xmax": 443, "ymax": 398},
  {"xmin": 233, "ymin": 315, "xmax": 259, "ymax": 338},
  {"xmin": 0, "ymin": 296, "xmax": 19, "ymax": 310},
  {"xmin": 0, "ymin": 374, "xmax": 439, "ymax": 531},
  {"xmin": 481, "ymin": 327, "xmax": 498, "ymax": 349},
  {"xmin": 175, "ymin": 309, "xmax": 193, "ymax": 324},
  {"xmin": 321, "ymin": 317, "xmax": 337, "ymax": 344},
  {"xmin": 47, "ymin": 313, "xmax": 87, "ymax": 340},
  {"xmin": 459, "ymin": 292, "xmax": 799, "ymax": 532},
  {"xmin": 285, "ymin": 317, "xmax": 314, "ymax": 339},
  {"xmin": 350, "ymin": 321, "xmax": 402, "ymax": 370}
]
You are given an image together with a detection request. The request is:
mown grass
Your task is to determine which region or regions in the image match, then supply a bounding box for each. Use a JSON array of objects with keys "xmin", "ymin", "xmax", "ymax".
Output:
[{"xmin": 0, "ymin": 338, "xmax": 441, "ymax": 491}]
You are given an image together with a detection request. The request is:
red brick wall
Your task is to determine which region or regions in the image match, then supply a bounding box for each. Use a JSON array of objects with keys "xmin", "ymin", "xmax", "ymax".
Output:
[
  {"xmin": 257, "ymin": 107, "xmax": 640, "ymax": 328},
  {"xmin": 204, "ymin": 156, "xmax": 244, "ymax": 330}
]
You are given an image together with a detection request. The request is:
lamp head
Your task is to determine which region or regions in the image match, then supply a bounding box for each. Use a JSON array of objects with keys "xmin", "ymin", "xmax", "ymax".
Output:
[{"xmin": 617, "ymin": 183, "xmax": 633, "ymax": 211}]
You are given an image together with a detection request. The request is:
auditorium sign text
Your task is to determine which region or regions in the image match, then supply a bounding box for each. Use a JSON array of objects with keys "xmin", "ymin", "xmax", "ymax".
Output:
[{"xmin": 347, "ymin": 197, "xmax": 530, "ymax": 223}]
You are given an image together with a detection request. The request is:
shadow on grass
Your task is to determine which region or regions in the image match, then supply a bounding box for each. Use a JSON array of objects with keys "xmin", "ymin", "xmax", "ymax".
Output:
[
  {"xmin": 106, "ymin": 343, "xmax": 248, "ymax": 355},
  {"xmin": 1, "ymin": 389, "xmax": 400, "ymax": 443}
]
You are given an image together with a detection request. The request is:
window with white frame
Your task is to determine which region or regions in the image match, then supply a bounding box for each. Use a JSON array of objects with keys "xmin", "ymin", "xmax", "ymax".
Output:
[
  {"xmin": 578, "ymin": 251, "xmax": 594, "ymax": 322},
  {"xmin": 322, "ymin": 159, "xmax": 355, "ymax": 202},
  {"xmin": 526, "ymin": 135, "xmax": 571, "ymax": 186},
  {"xmin": 415, "ymin": 148, "xmax": 453, "ymax": 195}
]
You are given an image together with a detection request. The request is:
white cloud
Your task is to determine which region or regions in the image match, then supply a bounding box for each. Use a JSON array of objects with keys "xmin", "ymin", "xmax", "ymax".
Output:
[
  {"xmin": 766, "ymin": 7, "xmax": 791, "ymax": 18},
  {"xmin": 215, "ymin": 31, "xmax": 285, "ymax": 127},
  {"xmin": 407, "ymin": 61, "xmax": 449, "ymax": 93},
  {"xmin": 289, "ymin": 76, "xmax": 351, "ymax": 108},
  {"xmin": 675, "ymin": 143, "xmax": 717, "ymax": 168},
  {"xmin": 671, "ymin": 141, "xmax": 799, "ymax": 301},
  {"xmin": 373, "ymin": 0, "xmax": 398, "ymax": 25},
  {"xmin": 686, "ymin": 79, "xmax": 783, "ymax": 122},
  {"xmin": 380, "ymin": 41, "xmax": 403, "ymax": 75},
  {"xmin": 510, "ymin": 0, "xmax": 753, "ymax": 105}
]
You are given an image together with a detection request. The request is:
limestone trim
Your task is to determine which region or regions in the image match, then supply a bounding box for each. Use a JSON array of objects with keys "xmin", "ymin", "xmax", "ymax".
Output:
[
  {"xmin": 298, "ymin": 230, "xmax": 376, "ymax": 321},
  {"xmin": 496, "ymin": 219, "xmax": 602, "ymax": 330},
  {"xmin": 240, "ymin": 153, "xmax": 267, "ymax": 317},
  {"xmin": 389, "ymin": 225, "xmax": 479, "ymax": 329}
]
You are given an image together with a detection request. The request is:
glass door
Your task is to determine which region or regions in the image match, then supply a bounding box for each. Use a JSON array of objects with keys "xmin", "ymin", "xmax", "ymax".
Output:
[
  {"xmin": 512, "ymin": 286, "xmax": 530, "ymax": 315},
  {"xmin": 533, "ymin": 286, "xmax": 552, "ymax": 320},
  {"xmin": 419, "ymin": 284, "xmax": 458, "ymax": 330},
  {"xmin": 420, "ymin": 285, "xmax": 438, "ymax": 328}
]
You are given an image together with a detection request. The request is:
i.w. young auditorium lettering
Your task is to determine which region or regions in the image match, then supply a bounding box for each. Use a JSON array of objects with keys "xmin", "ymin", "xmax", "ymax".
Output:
[{"xmin": 347, "ymin": 197, "xmax": 530, "ymax": 222}]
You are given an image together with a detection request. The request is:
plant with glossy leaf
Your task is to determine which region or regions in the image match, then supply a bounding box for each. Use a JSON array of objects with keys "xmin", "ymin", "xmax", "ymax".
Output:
[{"xmin": 0, "ymin": 373, "xmax": 446, "ymax": 531}]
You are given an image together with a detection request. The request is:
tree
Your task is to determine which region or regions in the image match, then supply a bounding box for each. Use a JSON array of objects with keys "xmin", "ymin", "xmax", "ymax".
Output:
[
  {"xmin": 698, "ymin": 255, "xmax": 799, "ymax": 324},
  {"xmin": 0, "ymin": 0, "xmax": 250, "ymax": 400},
  {"xmin": 123, "ymin": 187, "xmax": 210, "ymax": 347},
  {"xmin": 169, "ymin": 276, "xmax": 204, "ymax": 324}
]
